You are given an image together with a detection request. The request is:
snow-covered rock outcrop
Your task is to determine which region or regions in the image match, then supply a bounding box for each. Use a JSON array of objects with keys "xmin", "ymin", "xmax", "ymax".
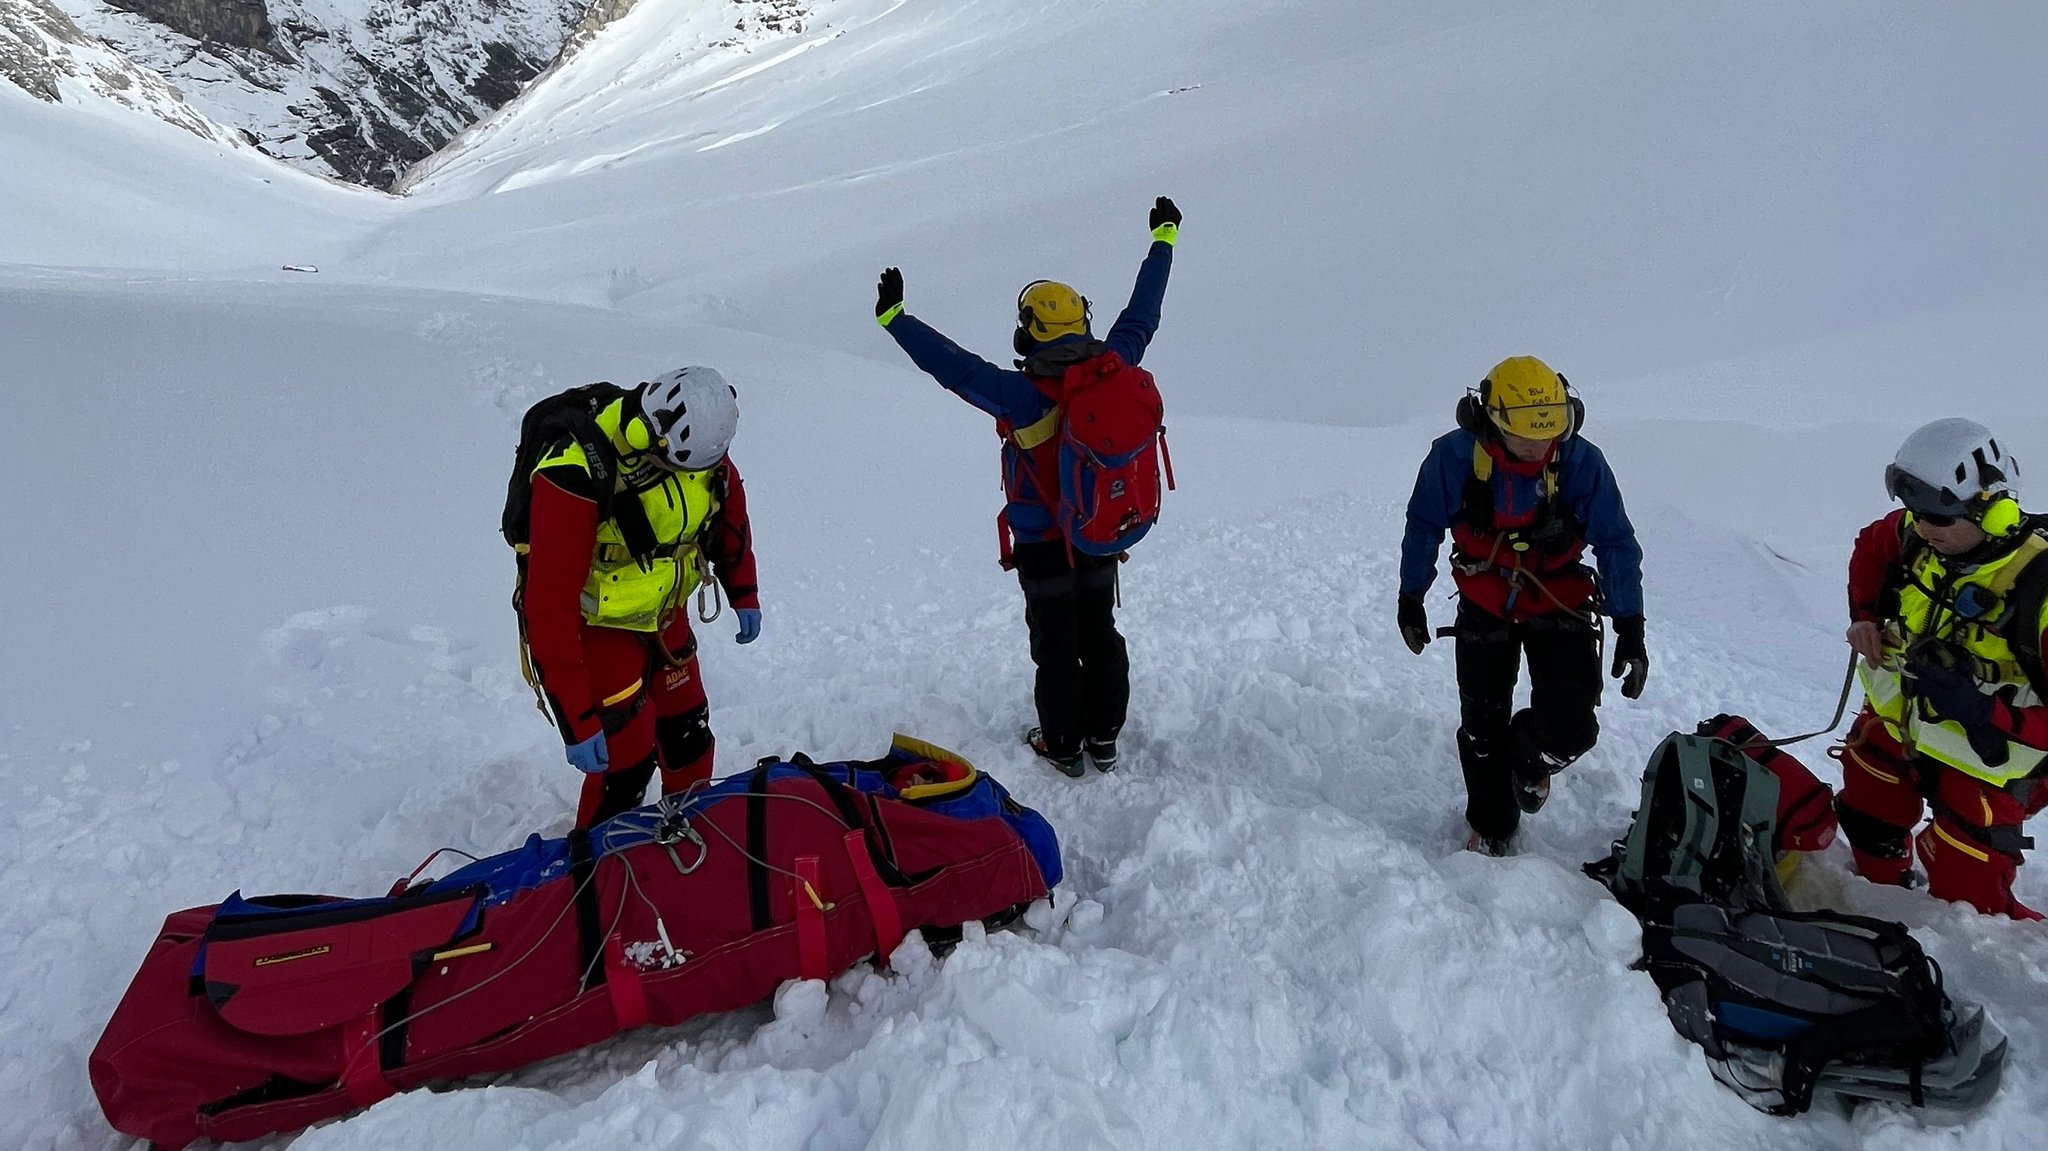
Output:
[
  {"xmin": 25, "ymin": 0, "xmax": 812, "ymax": 190},
  {"xmin": 1, "ymin": 0, "xmax": 243, "ymax": 143},
  {"xmin": 48, "ymin": 0, "xmax": 583, "ymax": 188}
]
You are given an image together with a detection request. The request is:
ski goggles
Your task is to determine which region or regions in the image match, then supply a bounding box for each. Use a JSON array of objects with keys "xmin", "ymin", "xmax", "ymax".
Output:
[{"xmin": 1884, "ymin": 464, "xmax": 1984, "ymax": 526}]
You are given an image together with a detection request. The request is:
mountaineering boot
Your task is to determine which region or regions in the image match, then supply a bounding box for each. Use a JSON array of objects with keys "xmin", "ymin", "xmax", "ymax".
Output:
[
  {"xmin": 1457, "ymin": 727, "xmax": 1521, "ymax": 848},
  {"xmin": 1513, "ymin": 770, "xmax": 1551, "ymax": 815},
  {"xmin": 1026, "ymin": 727, "xmax": 1086, "ymax": 778},
  {"xmin": 1514, "ymin": 746, "xmax": 1575, "ymax": 815},
  {"xmin": 1084, "ymin": 735, "xmax": 1119, "ymax": 774},
  {"xmin": 1465, "ymin": 830, "xmax": 1512, "ymax": 857}
]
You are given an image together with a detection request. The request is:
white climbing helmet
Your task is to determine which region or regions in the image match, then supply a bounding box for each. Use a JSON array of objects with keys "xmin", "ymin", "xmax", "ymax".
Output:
[
  {"xmin": 640, "ymin": 366, "xmax": 738, "ymax": 470},
  {"xmin": 1885, "ymin": 418, "xmax": 2019, "ymax": 519}
]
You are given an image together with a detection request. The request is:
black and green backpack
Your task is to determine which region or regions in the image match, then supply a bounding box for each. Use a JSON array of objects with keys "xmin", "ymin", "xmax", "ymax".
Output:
[
  {"xmin": 1588, "ymin": 728, "xmax": 2006, "ymax": 1116},
  {"xmin": 1588, "ymin": 730, "xmax": 1790, "ymax": 916}
]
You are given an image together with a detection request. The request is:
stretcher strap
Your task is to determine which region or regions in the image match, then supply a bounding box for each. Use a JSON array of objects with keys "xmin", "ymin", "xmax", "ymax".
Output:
[
  {"xmin": 603, "ymin": 934, "xmax": 648, "ymax": 1030},
  {"xmin": 794, "ymin": 856, "xmax": 828, "ymax": 982},
  {"xmin": 842, "ymin": 830, "xmax": 904, "ymax": 968},
  {"xmin": 340, "ymin": 1011, "xmax": 395, "ymax": 1109},
  {"xmin": 567, "ymin": 829, "xmax": 607, "ymax": 993},
  {"xmin": 746, "ymin": 767, "xmax": 772, "ymax": 931}
]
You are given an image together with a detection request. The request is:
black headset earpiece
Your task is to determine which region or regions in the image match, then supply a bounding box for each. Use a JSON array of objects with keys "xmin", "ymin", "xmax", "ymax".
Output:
[
  {"xmin": 1455, "ymin": 391, "xmax": 1491, "ymax": 437},
  {"xmin": 1556, "ymin": 373, "xmax": 1584, "ymax": 438},
  {"xmin": 1016, "ymin": 279, "xmax": 1050, "ymax": 331}
]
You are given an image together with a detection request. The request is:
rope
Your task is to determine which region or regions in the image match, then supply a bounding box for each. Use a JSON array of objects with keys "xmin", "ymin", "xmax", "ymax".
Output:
[
  {"xmin": 335, "ymin": 854, "xmax": 607, "ymax": 1084},
  {"xmin": 337, "ymin": 773, "xmax": 869, "ymax": 1084},
  {"xmin": 1728, "ymin": 651, "xmax": 1861, "ymax": 752}
]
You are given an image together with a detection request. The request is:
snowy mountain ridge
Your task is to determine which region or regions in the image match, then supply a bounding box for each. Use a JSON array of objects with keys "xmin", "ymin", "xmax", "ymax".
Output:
[
  {"xmin": 7, "ymin": 2, "xmax": 2048, "ymax": 1150},
  {"xmin": 49, "ymin": 0, "xmax": 587, "ymax": 188},
  {"xmin": 0, "ymin": 0, "xmax": 243, "ymax": 142},
  {"xmin": 11, "ymin": 0, "xmax": 817, "ymax": 189}
]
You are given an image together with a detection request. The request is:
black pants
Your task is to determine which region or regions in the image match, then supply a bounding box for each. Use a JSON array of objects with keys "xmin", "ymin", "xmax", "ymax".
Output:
[
  {"xmin": 1014, "ymin": 540, "xmax": 1129, "ymax": 758},
  {"xmin": 1454, "ymin": 598, "xmax": 1602, "ymax": 841}
]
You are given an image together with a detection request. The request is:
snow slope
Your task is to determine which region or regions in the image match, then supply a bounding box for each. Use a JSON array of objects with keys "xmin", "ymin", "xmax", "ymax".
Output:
[
  {"xmin": 0, "ymin": 81, "xmax": 390, "ymax": 269},
  {"xmin": 7, "ymin": 2, "xmax": 2048, "ymax": 1149}
]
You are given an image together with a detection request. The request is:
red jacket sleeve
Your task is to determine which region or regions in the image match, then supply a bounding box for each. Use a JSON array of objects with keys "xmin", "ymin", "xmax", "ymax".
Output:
[
  {"xmin": 523, "ymin": 472, "xmax": 602, "ymax": 744},
  {"xmin": 706, "ymin": 459, "xmax": 761, "ymax": 610},
  {"xmin": 1992, "ymin": 693, "xmax": 2048, "ymax": 750},
  {"xmin": 1848, "ymin": 510, "xmax": 1908, "ymax": 624}
]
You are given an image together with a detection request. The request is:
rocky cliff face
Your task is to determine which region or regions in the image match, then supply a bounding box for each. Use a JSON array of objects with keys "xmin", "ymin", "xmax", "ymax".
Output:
[
  {"xmin": 99, "ymin": 0, "xmax": 271, "ymax": 48},
  {"xmin": 1, "ymin": 0, "xmax": 243, "ymax": 142},
  {"xmin": 8, "ymin": 0, "xmax": 815, "ymax": 191},
  {"xmin": 51, "ymin": 0, "xmax": 586, "ymax": 189}
]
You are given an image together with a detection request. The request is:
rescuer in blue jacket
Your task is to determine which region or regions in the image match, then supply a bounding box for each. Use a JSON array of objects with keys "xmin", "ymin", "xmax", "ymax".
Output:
[
  {"xmin": 1399, "ymin": 357, "xmax": 1648, "ymax": 854},
  {"xmin": 874, "ymin": 197, "xmax": 1180, "ymax": 776}
]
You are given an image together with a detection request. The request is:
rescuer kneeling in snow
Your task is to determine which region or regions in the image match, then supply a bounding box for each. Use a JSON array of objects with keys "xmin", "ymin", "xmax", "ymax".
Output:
[
  {"xmin": 1398, "ymin": 358, "xmax": 1647, "ymax": 856},
  {"xmin": 1838, "ymin": 418, "xmax": 2048, "ymax": 918}
]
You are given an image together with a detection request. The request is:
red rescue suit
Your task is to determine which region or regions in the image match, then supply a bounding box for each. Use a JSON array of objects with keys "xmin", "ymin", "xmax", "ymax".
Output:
[
  {"xmin": 1837, "ymin": 510, "xmax": 2048, "ymax": 918},
  {"xmin": 523, "ymin": 460, "xmax": 759, "ymax": 826}
]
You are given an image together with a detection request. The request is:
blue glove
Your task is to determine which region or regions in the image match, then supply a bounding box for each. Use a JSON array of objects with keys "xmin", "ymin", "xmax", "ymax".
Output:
[
  {"xmin": 565, "ymin": 730, "xmax": 609, "ymax": 775},
  {"xmin": 735, "ymin": 608, "xmax": 762, "ymax": 645}
]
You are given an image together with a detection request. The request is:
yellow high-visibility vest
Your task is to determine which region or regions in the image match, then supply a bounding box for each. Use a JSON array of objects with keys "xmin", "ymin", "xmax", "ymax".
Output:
[
  {"xmin": 1858, "ymin": 526, "xmax": 2048, "ymax": 784},
  {"xmin": 532, "ymin": 399, "xmax": 720, "ymax": 632}
]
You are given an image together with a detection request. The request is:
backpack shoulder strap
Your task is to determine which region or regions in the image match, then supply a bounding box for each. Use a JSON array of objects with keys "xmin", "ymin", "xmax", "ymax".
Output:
[
  {"xmin": 1667, "ymin": 735, "xmax": 1724, "ymax": 896},
  {"xmin": 1010, "ymin": 405, "xmax": 1063, "ymax": 450},
  {"xmin": 1993, "ymin": 528, "xmax": 2048, "ymax": 693},
  {"xmin": 1612, "ymin": 733, "xmax": 1715, "ymax": 899},
  {"xmin": 1721, "ymin": 739, "xmax": 1790, "ymax": 911},
  {"xmin": 565, "ymin": 414, "xmax": 621, "ymax": 526},
  {"xmin": 1457, "ymin": 441, "xmax": 1498, "ymax": 534},
  {"xmin": 1879, "ymin": 520, "xmax": 1929, "ymax": 616},
  {"xmin": 1774, "ymin": 920, "xmax": 1945, "ymax": 1112},
  {"xmin": 1465, "ymin": 441, "xmax": 1560, "ymax": 514}
]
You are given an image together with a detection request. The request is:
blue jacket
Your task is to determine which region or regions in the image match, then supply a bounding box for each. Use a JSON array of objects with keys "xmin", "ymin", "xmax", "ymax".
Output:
[
  {"xmin": 1401, "ymin": 429, "xmax": 1644, "ymax": 618},
  {"xmin": 885, "ymin": 241, "xmax": 1174, "ymax": 543}
]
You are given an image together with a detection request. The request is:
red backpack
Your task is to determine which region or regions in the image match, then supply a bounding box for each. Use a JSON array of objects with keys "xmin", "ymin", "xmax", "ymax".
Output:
[{"xmin": 1004, "ymin": 350, "xmax": 1174, "ymax": 562}]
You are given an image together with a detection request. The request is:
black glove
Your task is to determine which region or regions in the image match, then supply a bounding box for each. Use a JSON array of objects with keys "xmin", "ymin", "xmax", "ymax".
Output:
[
  {"xmin": 1398, "ymin": 594, "xmax": 1430, "ymax": 655},
  {"xmin": 1908, "ymin": 655, "xmax": 2010, "ymax": 767},
  {"xmin": 1909, "ymin": 655, "xmax": 1997, "ymax": 729},
  {"xmin": 1149, "ymin": 197, "xmax": 1182, "ymax": 231},
  {"xmin": 875, "ymin": 267, "xmax": 904, "ymax": 319},
  {"xmin": 1610, "ymin": 615, "xmax": 1649, "ymax": 700}
]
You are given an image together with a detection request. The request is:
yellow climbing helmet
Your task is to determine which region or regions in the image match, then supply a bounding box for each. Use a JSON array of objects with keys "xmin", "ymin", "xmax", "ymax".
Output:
[
  {"xmin": 1481, "ymin": 356, "xmax": 1571, "ymax": 440},
  {"xmin": 1016, "ymin": 280, "xmax": 1092, "ymax": 344}
]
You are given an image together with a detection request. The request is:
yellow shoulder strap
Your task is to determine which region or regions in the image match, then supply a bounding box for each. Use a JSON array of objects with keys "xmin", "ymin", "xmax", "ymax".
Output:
[
  {"xmin": 1986, "ymin": 531, "xmax": 2048, "ymax": 597},
  {"xmin": 1470, "ymin": 442, "xmax": 1561, "ymax": 503},
  {"xmin": 1011, "ymin": 405, "xmax": 1063, "ymax": 451}
]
